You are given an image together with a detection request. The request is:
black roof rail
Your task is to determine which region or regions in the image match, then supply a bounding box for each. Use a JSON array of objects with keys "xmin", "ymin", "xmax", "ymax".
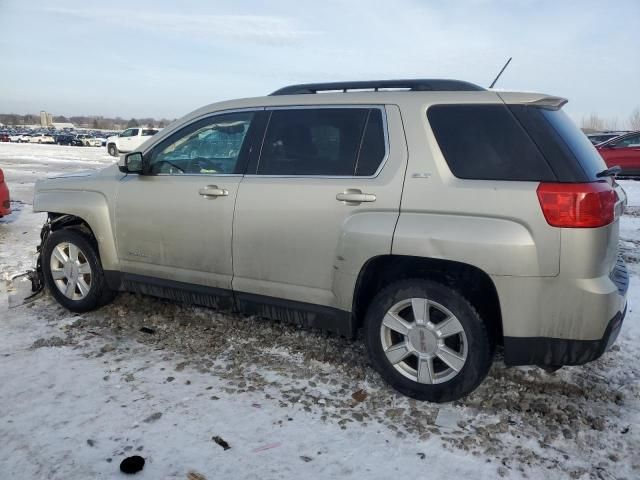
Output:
[{"xmin": 269, "ymin": 79, "xmax": 485, "ymax": 96}]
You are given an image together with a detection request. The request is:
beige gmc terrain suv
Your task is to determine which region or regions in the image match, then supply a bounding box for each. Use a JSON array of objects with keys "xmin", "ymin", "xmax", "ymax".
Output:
[{"xmin": 32, "ymin": 79, "xmax": 629, "ymax": 402}]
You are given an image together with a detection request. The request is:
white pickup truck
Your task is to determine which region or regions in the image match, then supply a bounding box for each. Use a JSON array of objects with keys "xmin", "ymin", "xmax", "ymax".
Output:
[{"xmin": 106, "ymin": 127, "xmax": 160, "ymax": 156}]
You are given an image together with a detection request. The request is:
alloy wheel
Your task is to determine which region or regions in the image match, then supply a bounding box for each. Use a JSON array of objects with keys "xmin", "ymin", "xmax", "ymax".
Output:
[
  {"xmin": 49, "ymin": 241, "xmax": 93, "ymax": 300},
  {"xmin": 380, "ymin": 297, "xmax": 468, "ymax": 384}
]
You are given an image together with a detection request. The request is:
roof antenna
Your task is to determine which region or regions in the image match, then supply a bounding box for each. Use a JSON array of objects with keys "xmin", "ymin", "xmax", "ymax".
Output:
[{"xmin": 489, "ymin": 57, "xmax": 512, "ymax": 89}]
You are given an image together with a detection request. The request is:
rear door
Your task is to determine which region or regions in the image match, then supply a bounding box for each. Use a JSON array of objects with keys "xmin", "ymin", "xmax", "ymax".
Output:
[
  {"xmin": 232, "ymin": 105, "xmax": 407, "ymax": 311},
  {"xmin": 131, "ymin": 128, "xmax": 159, "ymax": 151},
  {"xmin": 118, "ymin": 128, "xmax": 138, "ymax": 152}
]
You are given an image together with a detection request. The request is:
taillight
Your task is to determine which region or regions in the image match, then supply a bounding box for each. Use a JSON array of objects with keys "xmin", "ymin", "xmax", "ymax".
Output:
[
  {"xmin": 0, "ymin": 169, "xmax": 4, "ymax": 183},
  {"xmin": 536, "ymin": 182, "xmax": 617, "ymax": 228}
]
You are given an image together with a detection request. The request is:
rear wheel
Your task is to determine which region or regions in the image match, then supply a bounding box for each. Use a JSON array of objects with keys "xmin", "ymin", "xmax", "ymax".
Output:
[
  {"xmin": 107, "ymin": 144, "xmax": 118, "ymax": 156},
  {"xmin": 42, "ymin": 229, "xmax": 116, "ymax": 312},
  {"xmin": 364, "ymin": 279, "xmax": 492, "ymax": 402}
]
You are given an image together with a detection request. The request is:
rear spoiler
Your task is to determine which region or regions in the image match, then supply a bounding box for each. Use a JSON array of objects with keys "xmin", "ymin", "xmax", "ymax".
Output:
[
  {"xmin": 497, "ymin": 92, "xmax": 568, "ymax": 110},
  {"xmin": 525, "ymin": 96, "xmax": 568, "ymax": 110}
]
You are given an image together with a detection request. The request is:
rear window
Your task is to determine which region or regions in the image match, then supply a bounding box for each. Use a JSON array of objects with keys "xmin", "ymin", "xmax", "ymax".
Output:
[
  {"xmin": 428, "ymin": 104, "xmax": 555, "ymax": 181},
  {"xmin": 142, "ymin": 129, "xmax": 158, "ymax": 136}
]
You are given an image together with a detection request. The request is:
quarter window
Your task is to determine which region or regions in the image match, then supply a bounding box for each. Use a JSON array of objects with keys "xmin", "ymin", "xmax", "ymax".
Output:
[
  {"xmin": 257, "ymin": 107, "xmax": 386, "ymax": 176},
  {"xmin": 148, "ymin": 112, "xmax": 254, "ymax": 175},
  {"xmin": 428, "ymin": 104, "xmax": 555, "ymax": 181}
]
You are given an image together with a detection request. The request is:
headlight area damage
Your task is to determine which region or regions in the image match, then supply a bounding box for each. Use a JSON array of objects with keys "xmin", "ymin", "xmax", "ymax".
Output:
[{"xmin": 8, "ymin": 214, "xmax": 77, "ymax": 307}]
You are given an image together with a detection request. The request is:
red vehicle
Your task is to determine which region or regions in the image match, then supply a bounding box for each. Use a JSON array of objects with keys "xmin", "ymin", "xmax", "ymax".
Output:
[
  {"xmin": 0, "ymin": 133, "xmax": 10, "ymax": 142},
  {"xmin": 596, "ymin": 131, "xmax": 640, "ymax": 176},
  {"xmin": 0, "ymin": 168, "xmax": 10, "ymax": 217}
]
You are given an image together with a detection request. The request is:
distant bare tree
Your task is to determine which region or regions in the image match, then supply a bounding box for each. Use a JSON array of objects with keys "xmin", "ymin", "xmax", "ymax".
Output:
[
  {"xmin": 582, "ymin": 113, "xmax": 606, "ymax": 131},
  {"xmin": 581, "ymin": 113, "xmax": 622, "ymax": 132},
  {"xmin": 629, "ymin": 107, "xmax": 640, "ymax": 130}
]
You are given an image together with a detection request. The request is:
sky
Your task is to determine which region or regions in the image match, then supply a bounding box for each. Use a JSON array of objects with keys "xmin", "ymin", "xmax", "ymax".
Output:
[{"xmin": 0, "ymin": 0, "xmax": 638, "ymax": 125}]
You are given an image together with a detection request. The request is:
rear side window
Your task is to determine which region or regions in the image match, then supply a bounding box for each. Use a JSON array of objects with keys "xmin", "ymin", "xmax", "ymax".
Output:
[
  {"xmin": 428, "ymin": 104, "xmax": 556, "ymax": 181},
  {"xmin": 356, "ymin": 109, "xmax": 386, "ymax": 176},
  {"xmin": 142, "ymin": 129, "xmax": 158, "ymax": 136},
  {"xmin": 257, "ymin": 107, "xmax": 386, "ymax": 176}
]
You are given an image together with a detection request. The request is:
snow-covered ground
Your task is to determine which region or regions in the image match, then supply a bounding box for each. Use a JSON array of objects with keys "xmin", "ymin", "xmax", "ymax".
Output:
[{"xmin": 1, "ymin": 142, "xmax": 638, "ymax": 479}]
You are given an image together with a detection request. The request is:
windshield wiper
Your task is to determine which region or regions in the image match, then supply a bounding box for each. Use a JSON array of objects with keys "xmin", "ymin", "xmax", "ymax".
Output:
[{"xmin": 596, "ymin": 166, "xmax": 621, "ymax": 178}]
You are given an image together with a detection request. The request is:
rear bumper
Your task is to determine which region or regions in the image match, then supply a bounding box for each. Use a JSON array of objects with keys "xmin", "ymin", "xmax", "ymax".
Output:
[
  {"xmin": 503, "ymin": 304, "xmax": 626, "ymax": 366},
  {"xmin": 499, "ymin": 256, "xmax": 629, "ymax": 366}
]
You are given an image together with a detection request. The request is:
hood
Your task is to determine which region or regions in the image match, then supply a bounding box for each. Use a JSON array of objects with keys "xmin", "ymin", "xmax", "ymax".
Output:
[{"xmin": 35, "ymin": 163, "xmax": 121, "ymax": 192}]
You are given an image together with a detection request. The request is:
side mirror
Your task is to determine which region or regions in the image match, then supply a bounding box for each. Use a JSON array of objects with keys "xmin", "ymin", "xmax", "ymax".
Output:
[{"xmin": 119, "ymin": 152, "xmax": 144, "ymax": 174}]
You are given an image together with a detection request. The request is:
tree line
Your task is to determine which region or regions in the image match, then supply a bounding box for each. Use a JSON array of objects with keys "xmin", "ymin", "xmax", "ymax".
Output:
[
  {"xmin": 0, "ymin": 113, "xmax": 175, "ymax": 130},
  {"xmin": 581, "ymin": 107, "xmax": 640, "ymax": 132}
]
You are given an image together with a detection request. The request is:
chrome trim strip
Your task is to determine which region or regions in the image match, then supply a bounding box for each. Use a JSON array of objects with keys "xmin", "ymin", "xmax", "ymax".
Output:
[{"xmin": 152, "ymin": 174, "xmax": 243, "ymax": 178}]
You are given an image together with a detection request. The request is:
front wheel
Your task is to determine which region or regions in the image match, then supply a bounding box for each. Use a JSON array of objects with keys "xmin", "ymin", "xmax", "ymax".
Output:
[
  {"xmin": 364, "ymin": 279, "xmax": 492, "ymax": 402},
  {"xmin": 42, "ymin": 229, "xmax": 117, "ymax": 312},
  {"xmin": 107, "ymin": 144, "xmax": 118, "ymax": 156}
]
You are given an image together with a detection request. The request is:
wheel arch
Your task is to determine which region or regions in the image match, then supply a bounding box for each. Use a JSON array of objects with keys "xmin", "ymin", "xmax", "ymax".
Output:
[
  {"xmin": 352, "ymin": 255, "xmax": 503, "ymax": 344},
  {"xmin": 107, "ymin": 142, "xmax": 118, "ymax": 156},
  {"xmin": 34, "ymin": 190, "xmax": 119, "ymax": 272}
]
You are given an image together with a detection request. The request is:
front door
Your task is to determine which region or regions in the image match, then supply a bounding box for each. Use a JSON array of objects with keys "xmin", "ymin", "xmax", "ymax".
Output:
[
  {"xmin": 114, "ymin": 110, "xmax": 259, "ymax": 292},
  {"xmin": 232, "ymin": 105, "xmax": 407, "ymax": 311}
]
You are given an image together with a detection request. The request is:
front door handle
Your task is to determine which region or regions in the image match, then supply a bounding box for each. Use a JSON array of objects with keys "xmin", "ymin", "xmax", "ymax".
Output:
[
  {"xmin": 199, "ymin": 185, "xmax": 229, "ymax": 198},
  {"xmin": 336, "ymin": 189, "xmax": 376, "ymax": 204}
]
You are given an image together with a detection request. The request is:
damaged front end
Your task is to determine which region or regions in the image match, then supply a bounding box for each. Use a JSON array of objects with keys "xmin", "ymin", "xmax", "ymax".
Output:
[{"xmin": 9, "ymin": 216, "xmax": 56, "ymax": 306}]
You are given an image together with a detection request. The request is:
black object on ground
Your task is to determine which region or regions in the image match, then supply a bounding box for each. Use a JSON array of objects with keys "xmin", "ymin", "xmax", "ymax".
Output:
[
  {"xmin": 120, "ymin": 455, "xmax": 145, "ymax": 474},
  {"xmin": 139, "ymin": 327, "xmax": 155, "ymax": 334},
  {"xmin": 212, "ymin": 436, "xmax": 231, "ymax": 450}
]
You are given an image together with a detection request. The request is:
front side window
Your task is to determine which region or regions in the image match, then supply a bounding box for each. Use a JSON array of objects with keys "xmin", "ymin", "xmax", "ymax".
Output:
[
  {"xmin": 148, "ymin": 112, "xmax": 253, "ymax": 175},
  {"xmin": 120, "ymin": 129, "xmax": 134, "ymax": 137},
  {"xmin": 257, "ymin": 107, "xmax": 386, "ymax": 176}
]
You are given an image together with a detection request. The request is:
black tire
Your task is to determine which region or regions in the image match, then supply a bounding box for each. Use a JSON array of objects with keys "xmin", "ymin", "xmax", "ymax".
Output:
[
  {"xmin": 42, "ymin": 229, "xmax": 117, "ymax": 312},
  {"xmin": 107, "ymin": 144, "xmax": 118, "ymax": 156},
  {"xmin": 364, "ymin": 279, "xmax": 492, "ymax": 402}
]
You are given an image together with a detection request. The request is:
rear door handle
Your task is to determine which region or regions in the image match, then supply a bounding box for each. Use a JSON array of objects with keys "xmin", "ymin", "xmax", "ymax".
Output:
[
  {"xmin": 199, "ymin": 185, "xmax": 229, "ymax": 198},
  {"xmin": 336, "ymin": 189, "xmax": 376, "ymax": 204}
]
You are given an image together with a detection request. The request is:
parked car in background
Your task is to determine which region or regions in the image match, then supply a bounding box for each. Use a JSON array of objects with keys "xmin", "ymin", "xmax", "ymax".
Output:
[
  {"xmin": 107, "ymin": 127, "xmax": 160, "ymax": 156},
  {"xmin": 587, "ymin": 132, "xmax": 628, "ymax": 145},
  {"xmin": 33, "ymin": 79, "xmax": 628, "ymax": 402},
  {"xmin": 0, "ymin": 168, "xmax": 10, "ymax": 218},
  {"xmin": 93, "ymin": 135, "xmax": 108, "ymax": 146},
  {"xmin": 29, "ymin": 133, "xmax": 56, "ymax": 144},
  {"xmin": 18, "ymin": 134, "xmax": 32, "ymax": 143},
  {"xmin": 0, "ymin": 133, "xmax": 10, "ymax": 142},
  {"xmin": 54, "ymin": 133, "xmax": 78, "ymax": 146},
  {"xmin": 9, "ymin": 133, "xmax": 22, "ymax": 142},
  {"xmin": 75, "ymin": 134, "xmax": 101, "ymax": 147},
  {"xmin": 596, "ymin": 131, "xmax": 640, "ymax": 176}
]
